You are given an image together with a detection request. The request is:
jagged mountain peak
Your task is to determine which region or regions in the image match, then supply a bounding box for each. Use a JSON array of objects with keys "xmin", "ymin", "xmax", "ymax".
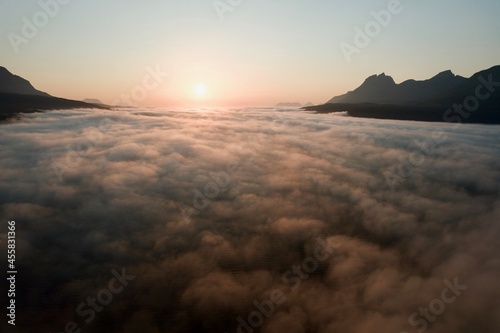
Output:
[
  {"xmin": 362, "ymin": 73, "xmax": 396, "ymax": 86},
  {"xmin": 328, "ymin": 69, "xmax": 470, "ymax": 105}
]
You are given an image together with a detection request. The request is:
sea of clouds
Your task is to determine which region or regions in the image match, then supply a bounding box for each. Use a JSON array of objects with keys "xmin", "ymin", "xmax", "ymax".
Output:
[{"xmin": 0, "ymin": 107, "xmax": 499, "ymax": 333}]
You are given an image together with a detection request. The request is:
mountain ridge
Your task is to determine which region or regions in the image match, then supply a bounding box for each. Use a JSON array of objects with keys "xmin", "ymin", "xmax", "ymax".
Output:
[
  {"xmin": 328, "ymin": 69, "xmax": 469, "ymax": 105},
  {"xmin": 305, "ymin": 65, "xmax": 500, "ymax": 124},
  {"xmin": 0, "ymin": 67, "xmax": 109, "ymax": 121},
  {"xmin": 0, "ymin": 67, "xmax": 51, "ymax": 97}
]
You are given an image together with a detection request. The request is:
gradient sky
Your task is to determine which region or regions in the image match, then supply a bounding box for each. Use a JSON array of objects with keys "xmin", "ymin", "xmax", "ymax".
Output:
[{"xmin": 0, "ymin": 0, "xmax": 499, "ymax": 106}]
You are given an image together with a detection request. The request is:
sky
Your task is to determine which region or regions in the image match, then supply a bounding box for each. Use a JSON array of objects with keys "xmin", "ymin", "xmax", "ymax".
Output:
[{"xmin": 0, "ymin": 0, "xmax": 499, "ymax": 106}]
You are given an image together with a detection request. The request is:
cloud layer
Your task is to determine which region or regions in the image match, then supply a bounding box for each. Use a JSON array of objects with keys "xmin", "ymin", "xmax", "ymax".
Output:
[{"xmin": 1, "ymin": 108, "xmax": 499, "ymax": 333}]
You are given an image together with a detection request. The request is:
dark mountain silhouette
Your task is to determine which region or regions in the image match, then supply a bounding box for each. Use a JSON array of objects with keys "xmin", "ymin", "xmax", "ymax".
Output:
[
  {"xmin": 0, "ymin": 67, "xmax": 109, "ymax": 121},
  {"xmin": 0, "ymin": 67, "xmax": 51, "ymax": 97},
  {"xmin": 329, "ymin": 70, "xmax": 468, "ymax": 105},
  {"xmin": 305, "ymin": 65, "xmax": 500, "ymax": 124}
]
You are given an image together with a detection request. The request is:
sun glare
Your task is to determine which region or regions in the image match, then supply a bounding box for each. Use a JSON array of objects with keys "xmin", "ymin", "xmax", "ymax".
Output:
[{"xmin": 194, "ymin": 83, "xmax": 206, "ymax": 98}]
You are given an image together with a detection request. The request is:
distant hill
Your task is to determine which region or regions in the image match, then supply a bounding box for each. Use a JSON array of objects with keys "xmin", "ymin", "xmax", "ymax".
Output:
[
  {"xmin": 83, "ymin": 98, "xmax": 104, "ymax": 105},
  {"xmin": 305, "ymin": 65, "xmax": 500, "ymax": 124},
  {"xmin": 0, "ymin": 67, "xmax": 51, "ymax": 97},
  {"xmin": 0, "ymin": 67, "xmax": 109, "ymax": 121},
  {"xmin": 276, "ymin": 102, "xmax": 303, "ymax": 108}
]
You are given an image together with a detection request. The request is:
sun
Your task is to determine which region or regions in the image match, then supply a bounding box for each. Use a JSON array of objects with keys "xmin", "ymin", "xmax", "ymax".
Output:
[{"xmin": 194, "ymin": 83, "xmax": 206, "ymax": 98}]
